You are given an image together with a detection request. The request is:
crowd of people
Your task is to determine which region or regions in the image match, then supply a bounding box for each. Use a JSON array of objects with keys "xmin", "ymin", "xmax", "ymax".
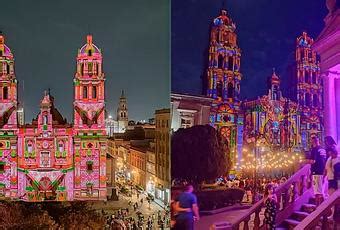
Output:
[
  {"xmin": 171, "ymin": 135, "xmax": 340, "ymax": 230},
  {"xmin": 104, "ymin": 181, "xmax": 170, "ymax": 229}
]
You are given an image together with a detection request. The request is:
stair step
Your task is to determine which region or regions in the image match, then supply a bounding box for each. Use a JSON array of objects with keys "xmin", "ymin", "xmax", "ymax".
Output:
[
  {"xmin": 302, "ymin": 203, "xmax": 317, "ymax": 213},
  {"xmin": 292, "ymin": 211, "xmax": 309, "ymax": 221},
  {"xmin": 284, "ymin": 218, "xmax": 300, "ymax": 226}
]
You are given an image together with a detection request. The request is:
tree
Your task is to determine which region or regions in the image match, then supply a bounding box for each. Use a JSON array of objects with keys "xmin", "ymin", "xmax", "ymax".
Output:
[{"xmin": 171, "ymin": 125, "xmax": 231, "ymax": 186}]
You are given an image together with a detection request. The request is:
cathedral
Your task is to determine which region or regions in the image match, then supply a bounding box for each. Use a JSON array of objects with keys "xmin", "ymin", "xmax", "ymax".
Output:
[
  {"xmin": 205, "ymin": 10, "xmax": 323, "ymax": 170},
  {"xmin": 0, "ymin": 34, "xmax": 107, "ymax": 201}
]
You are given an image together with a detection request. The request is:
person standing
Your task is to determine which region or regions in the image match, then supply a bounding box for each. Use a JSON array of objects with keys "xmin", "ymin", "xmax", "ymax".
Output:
[
  {"xmin": 309, "ymin": 136, "xmax": 327, "ymax": 206},
  {"xmin": 263, "ymin": 183, "xmax": 277, "ymax": 230},
  {"xmin": 173, "ymin": 184, "xmax": 199, "ymax": 230},
  {"xmin": 325, "ymin": 146, "xmax": 340, "ymax": 197}
]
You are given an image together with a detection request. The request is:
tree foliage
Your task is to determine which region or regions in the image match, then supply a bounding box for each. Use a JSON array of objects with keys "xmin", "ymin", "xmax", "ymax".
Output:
[{"xmin": 171, "ymin": 125, "xmax": 231, "ymax": 185}]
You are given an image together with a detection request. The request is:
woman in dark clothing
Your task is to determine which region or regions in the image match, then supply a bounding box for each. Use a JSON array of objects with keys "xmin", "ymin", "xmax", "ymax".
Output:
[{"xmin": 263, "ymin": 183, "xmax": 277, "ymax": 230}]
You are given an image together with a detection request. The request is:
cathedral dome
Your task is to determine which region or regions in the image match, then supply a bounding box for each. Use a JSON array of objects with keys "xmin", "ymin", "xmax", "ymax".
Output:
[
  {"xmin": 213, "ymin": 10, "xmax": 235, "ymax": 29},
  {"xmin": 78, "ymin": 34, "xmax": 101, "ymax": 56}
]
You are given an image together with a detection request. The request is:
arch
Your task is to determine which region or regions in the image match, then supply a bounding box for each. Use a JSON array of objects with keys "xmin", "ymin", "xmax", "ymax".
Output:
[
  {"xmin": 3, "ymin": 87, "xmax": 8, "ymax": 100},
  {"xmin": 83, "ymin": 86, "xmax": 88, "ymax": 99},
  {"xmin": 88, "ymin": 49, "xmax": 92, "ymax": 56},
  {"xmin": 92, "ymin": 86, "xmax": 97, "ymax": 99},
  {"xmin": 6, "ymin": 63, "xmax": 10, "ymax": 74},
  {"xmin": 216, "ymin": 81, "xmax": 223, "ymax": 98},
  {"xmin": 121, "ymin": 112, "xmax": 123, "ymax": 118},
  {"xmin": 227, "ymin": 82, "xmax": 234, "ymax": 98},
  {"xmin": 218, "ymin": 54, "xmax": 224, "ymax": 69},
  {"xmin": 88, "ymin": 62, "xmax": 93, "ymax": 73},
  {"xmin": 43, "ymin": 114, "xmax": 48, "ymax": 125},
  {"xmin": 228, "ymin": 56, "xmax": 233, "ymax": 71}
]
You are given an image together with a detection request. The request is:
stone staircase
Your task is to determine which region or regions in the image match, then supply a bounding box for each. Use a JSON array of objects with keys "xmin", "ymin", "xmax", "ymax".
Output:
[{"xmin": 278, "ymin": 196, "xmax": 337, "ymax": 230}]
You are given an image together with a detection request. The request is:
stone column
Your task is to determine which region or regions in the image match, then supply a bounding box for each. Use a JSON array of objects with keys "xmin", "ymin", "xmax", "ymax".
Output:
[{"xmin": 324, "ymin": 72, "xmax": 337, "ymax": 142}]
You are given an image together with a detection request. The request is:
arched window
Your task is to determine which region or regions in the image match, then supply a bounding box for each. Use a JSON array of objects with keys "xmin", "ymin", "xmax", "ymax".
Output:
[
  {"xmin": 3, "ymin": 87, "xmax": 8, "ymax": 100},
  {"xmin": 43, "ymin": 115, "xmax": 48, "ymax": 125},
  {"xmin": 227, "ymin": 82, "xmax": 234, "ymax": 98},
  {"xmin": 300, "ymin": 50, "xmax": 304, "ymax": 60},
  {"xmin": 121, "ymin": 112, "xmax": 123, "ymax": 118},
  {"xmin": 88, "ymin": 62, "xmax": 93, "ymax": 74},
  {"xmin": 58, "ymin": 141, "xmax": 64, "ymax": 152},
  {"xmin": 88, "ymin": 49, "xmax": 92, "ymax": 56},
  {"xmin": 92, "ymin": 86, "xmax": 97, "ymax": 99},
  {"xmin": 313, "ymin": 94, "xmax": 318, "ymax": 107},
  {"xmin": 6, "ymin": 64, "xmax": 10, "ymax": 74},
  {"xmin": 312, "ymin": 72, "xmax": 317, "ymax": 84},
  {"xmin": 81, "ymin": 63, "xmax": 84, "ymax": 75},
  {"xmin": 216, "ymin": 81, "xmax": 223, "ymax": 98},
  {"xmin": 218, "ymin": 55, "xmax": 224, "ymax": 69},
  {"xmin": 95, "ymin": 63, "xmax": 99, "ymax": 74},
  {"xmin": 83, "ymin": 86, "xmax": 88, "ymax": 99},
  {"xmin": 228, "ymin": 57, "xmax": 233, "ymax": 71}
]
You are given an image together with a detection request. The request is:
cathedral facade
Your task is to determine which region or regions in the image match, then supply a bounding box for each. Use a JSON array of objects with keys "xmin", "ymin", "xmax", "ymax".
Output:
[
  {"xmin": 0, "ymin": 34, "xmax": 107, "ymax": 201},
  {"xmin": 204, "ymin": 10, "xmax": 324, "ymax": 171}
]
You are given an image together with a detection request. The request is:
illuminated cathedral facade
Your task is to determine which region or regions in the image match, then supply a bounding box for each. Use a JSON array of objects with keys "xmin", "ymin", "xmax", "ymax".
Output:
[
  {"xmin": 204, "ymin": 10, "xmax": 323, "ymax": 170},
  {"xmin": 0, "ymin": 34, "xmax": 107, "ymax": 201}
]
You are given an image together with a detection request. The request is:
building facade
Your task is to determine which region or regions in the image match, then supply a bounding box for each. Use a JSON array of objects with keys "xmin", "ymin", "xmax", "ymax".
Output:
[
  {"xmin": 171, "ymin": 93, "xmax": 213, "ymax": 131},
  {"xmin": 0, "ymin": 34, "xmax": 107, "ymax": 201},
  {"xmin": 243, "ymin": 71, "xmax": 301, "ymax": 158},
  {"xmin": 294, "ymin": 32, "xmax": 323, "ymax": 149},
  {"xmin": 206, "ymin": 10, "xmax": 243, "ymax": 168},
  {"xmin": 155, "ymin": 108, "xmax": 170, "ymax": 204}
]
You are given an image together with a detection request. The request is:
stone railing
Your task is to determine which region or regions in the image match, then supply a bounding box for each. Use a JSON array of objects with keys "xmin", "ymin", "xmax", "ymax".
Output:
[
  {"xmin": 295, "ymin": 189, "xmax": 340, "ymax": 230},
  {"xmin": 231, "ymin": 164, "xmax": 312, "ymax": 230}
]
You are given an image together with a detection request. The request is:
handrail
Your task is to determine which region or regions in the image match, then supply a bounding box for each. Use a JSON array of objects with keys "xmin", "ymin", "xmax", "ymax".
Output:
[
  {"xmin": 294, "ymin": 190, "xmax": 340, "ymax": 229},
  {"xmin": 231, "ymin": 164, "xmax": 311, "ymax": 229}
]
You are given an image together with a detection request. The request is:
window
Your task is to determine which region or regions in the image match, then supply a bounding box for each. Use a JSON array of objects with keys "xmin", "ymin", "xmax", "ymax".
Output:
[
  {"xmin": 6, "ymin": 64, "xmax": 10, "ymax": 74},
  {"xmin": 3, "ymin": 87, "xmax": 8, "ymax": 100},
  {"xmin": 0, "ymin": 163, "xmax": 4, "ymax": 173},
  {"xmin": 43, "ymin": 114, "xmax": 48, "ymax": 125},
  {"xmin": 40, "ymin": 152, "xmax": 50, "ymax": 167},
  {"xmin": 83, "ymin": 86, "xmax": 88, "ymax": 99},
  {"xmin": 305, "ymin": 72, "xmax": 309, "ymax": 83},
  {"xmin": 272, "ymin": 85, "xmax": 278, "ymax": 100},
  {"xmin": 86, "ymin": 161, "xmax": 93, "ymax": 171},
  {"xmin": 58, "ymin": 142, "xmax": 64, "ymax": 152},
  {"xmin": 27, "ymin": 142, "xmax": 33, "ymax": 153},
  {"xmin": 88, "ymin": 62, "xmax": 93, "ymax": 73},
  {"xmin": 218, "ymin": 55, "xmax": 224, "ymax": 69},
  {"xmin": 217, "ymin": 81, "xmax": 223, "ymax": 98},
  {"xmin": 88, "ymin": 49, "xmax": 92, "ymax": 56},
  {"xmin": 92, "ymin": 86, "xmax": 97, "ymax": 99},
  {"xmin": 313, "ymin": 95, "xmax": 318, "ymax": 107},
  {"xmin": 312, "ymin": 72, "xmax": 317, "ymax": 84},
  {"xmin": 96, "ymin": 63, "xmax": 99, "ymax": 74},
  {"xmin": 305, "ymin": 93, "xmax": 310, "ymax": 106},
  {"xmin": 227, "ymin": 82, "xmax": 234, "ymax": 98},
  {"xmin": 81, "ymin": 63, "xmax": 84, "ymax": 75},
  {"xmin": 228, "ymin": 57, "xmax": 233, "ymax": 70}
]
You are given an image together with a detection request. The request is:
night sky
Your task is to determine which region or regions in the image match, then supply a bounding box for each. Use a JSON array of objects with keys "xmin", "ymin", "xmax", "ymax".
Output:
[
  {"xmin": 172, "ymin": 0, "xmax": 328, "ymax": 99},
  {"xmin": 1, "ymin": 0, "xmax": 169, "ymax": 123}
]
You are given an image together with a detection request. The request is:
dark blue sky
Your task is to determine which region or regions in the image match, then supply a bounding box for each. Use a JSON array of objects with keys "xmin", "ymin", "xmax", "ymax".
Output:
[
  {"xmin": 172, "ymin": 0, "xmax": 328, "ymax": 99},
  {"xmin": 1, "ymin": 0, "xmax": 169, "ymax": 123}
]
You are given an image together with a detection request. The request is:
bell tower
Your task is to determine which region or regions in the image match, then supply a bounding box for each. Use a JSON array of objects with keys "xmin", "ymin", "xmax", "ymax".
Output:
[
  {"xmin": 73, "ymin": 35, "xmax": 107, "ymax": 200},
  {"xmin": 117, "ymin": 90, "xmax": 128, "ymax": 133},
  {"xmin": 206, "ymin": 9, "xmax": 242, "ymax": 172},
  {"xmin": 0, "ymin": 33, "xmax": 18, "ymax": 198},
  {"xmin": 0, "ymin": 33, "xmax": 17, "ymax": 129},
  {"xmin": 295, "ymin": 32, "xmax": 323, "ymax": 149}
]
